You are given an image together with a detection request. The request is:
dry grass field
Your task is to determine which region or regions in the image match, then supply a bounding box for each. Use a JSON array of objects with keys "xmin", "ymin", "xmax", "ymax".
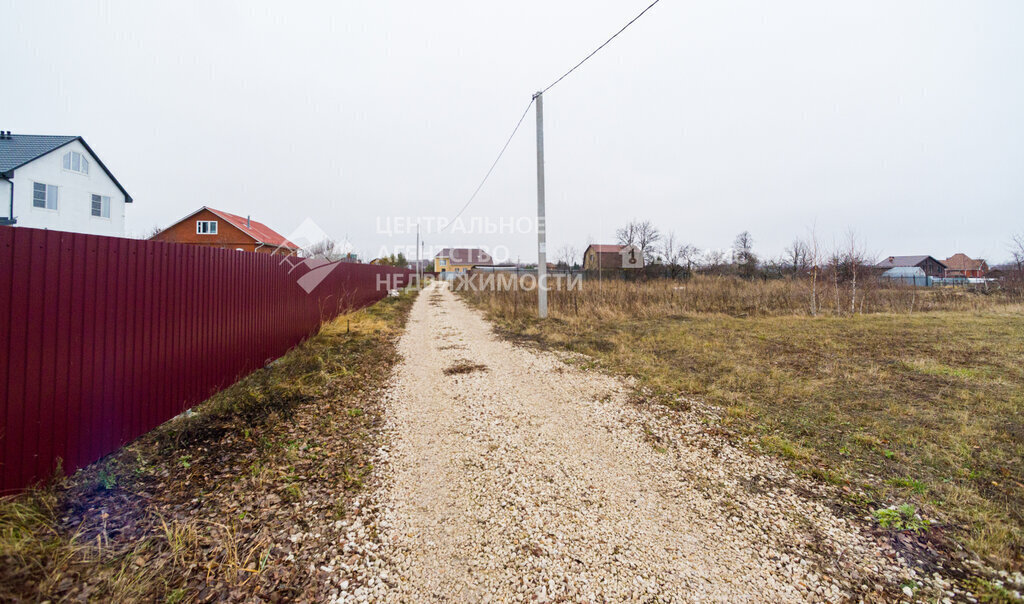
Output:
[{"xmin": 462, "ymin": 277, "xmax": 1024, "ymax": 572}]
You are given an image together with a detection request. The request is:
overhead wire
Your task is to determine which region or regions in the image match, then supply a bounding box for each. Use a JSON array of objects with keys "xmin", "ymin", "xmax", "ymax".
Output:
[
  {"xmin": 540, "ymin": 0, "xmax": 662, "ymax": 94},
  {"xmin": 441, "ymin": 0, "xmax": 663, "ymax": 230},
  {"xmin": 441, "ymin": 97, "xmax": 535, "ymax": 230}
]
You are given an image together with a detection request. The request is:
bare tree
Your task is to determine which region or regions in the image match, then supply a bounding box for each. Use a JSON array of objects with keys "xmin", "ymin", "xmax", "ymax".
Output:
[
  {"xmin": 662, "ymin": 231, "xmax": 681, "ymax": 275},
  {"xmin": 844, "ymin": 230, "xmax": 865, "ymax": 313},
  {"xmin": 679, "ymin": 243, "xmax": 700, "ymax": 275},
  {"xmin": 617, "ymin": 219, "xmax": 662, "ymax": 263},
  {"xmin": 808, "ymin": 225, "xmax": 820, "ymax": 316},
  {"xmin": 556, "ymin": 245, "xmax": 579, "ymax": 269},
  {"xmin": 700, "ymin": 249, "xmax": 728, "ymax": 275},
  {"xmin": 784, "ymin": 238, "xmax": 810, "ymax": 276},
  {"xmin": 831, "ymin": 247, "xmax": 841, "ymax": 314},
  {"xmin": 306, "ymin": 239, "xmax": 346, "ymax": 261},
  {"xmin": 732, "ymin": 231, "xmax": 758, "ymax": 279},
  {"xmin": 661, "ymin": 232, "xmax": 697, "ymax": 278},
  {"xmin": 1011, "ymin": 233, "xmax": 1024, "ymax": 277},
  {"xmin": 762, "ymin": 255, "xmax": 789, "ymax": 279},
  {"xmin": 636, "ymin": 221, "xmax": 661, "ymax": 263},
  {"xmin": 615, "ymin": 222, "xmax": 637, "ymax": 246}
]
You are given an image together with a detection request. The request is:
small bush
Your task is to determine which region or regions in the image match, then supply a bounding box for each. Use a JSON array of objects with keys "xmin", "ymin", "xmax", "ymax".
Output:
[
  {"xmin": 96, "ymin": 469, "xmax": 117, "ymax": 491},
  {"xmin": 874, "ymin": 504, "xmax": 930, "ymax": 533}
]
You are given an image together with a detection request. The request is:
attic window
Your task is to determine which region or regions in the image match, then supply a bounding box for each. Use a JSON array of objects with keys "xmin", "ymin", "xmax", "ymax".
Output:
[
  {"xmin": 62, "ymin": 151, "xmax": 89, "ymax": 175},
  {"xmin": 196, "ymin": 220, "xmax": 218, "ymax": 234}
]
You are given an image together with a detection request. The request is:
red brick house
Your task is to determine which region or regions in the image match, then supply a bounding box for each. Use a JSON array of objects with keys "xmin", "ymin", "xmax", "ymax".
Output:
[
  {"xmin": 943, "ymin": 253, "xmax": 989, "ymax": 278},
  {"xmin": 150, "ymin": 207, "xmax": 299, "ymax": 255}
]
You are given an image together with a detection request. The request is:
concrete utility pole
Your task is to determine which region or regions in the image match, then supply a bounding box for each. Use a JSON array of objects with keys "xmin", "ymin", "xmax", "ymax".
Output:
[
  {"xmin": 416, "ymin": 222, "xmax": 421, "ymax": 284},
  {"xmin": 534, "ymin": 92, "xmax": 548, "ymax": 319}
]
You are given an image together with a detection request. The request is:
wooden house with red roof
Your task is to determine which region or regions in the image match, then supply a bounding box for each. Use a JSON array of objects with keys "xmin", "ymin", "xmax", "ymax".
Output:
[
  {"xmin": 150, "ymin": 206, "xmax": 299, "ymax": 255},
  {"xmin": 582, "ymin": 244, "xmax": 644, "ymax": 271}
]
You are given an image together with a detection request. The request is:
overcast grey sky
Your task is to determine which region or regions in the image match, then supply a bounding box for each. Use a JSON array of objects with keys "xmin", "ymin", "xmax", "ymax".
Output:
[{"xmin": 2, "ymin": 0, "xmax": 1022, "ymax": 263}]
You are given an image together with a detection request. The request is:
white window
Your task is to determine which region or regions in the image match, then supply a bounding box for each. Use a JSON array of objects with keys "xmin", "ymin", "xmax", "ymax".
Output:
[
  {"xmin": 32, "ymin": 182, "xmax": 58, "ymax": 210},
  {"xmin": 62, "ymin": 151, "xmax": 89, "ymax": 175},
  {"xmin": 196, "ymin": 220, "xmax": 218, "ymax": 234},
  {"xmin": 91, "ymin": 194, "xmax": 110, "ymax": 218}
]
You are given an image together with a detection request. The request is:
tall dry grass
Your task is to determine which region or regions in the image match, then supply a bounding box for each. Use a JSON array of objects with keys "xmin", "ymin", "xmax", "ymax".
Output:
[
  {"xmin": 460, "ymin": 275, "xmax": 1024, "ymax": 569},
  {"xmin": 460, "ymin": 274, "xmax": 1021, "ymax": 321}
]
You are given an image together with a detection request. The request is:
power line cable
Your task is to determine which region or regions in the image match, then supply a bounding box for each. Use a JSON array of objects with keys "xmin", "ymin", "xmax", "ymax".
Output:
[
  {"xmin": 441, "ymin": 97, "xmax": 535, "ymax": 231},
  {"xmin": 541, "ymin": 0, "xmax": 662, "ymax": 94},
  {"xmin": 442, "ymin": 0, "xmax": 662, "ymax": 229}
]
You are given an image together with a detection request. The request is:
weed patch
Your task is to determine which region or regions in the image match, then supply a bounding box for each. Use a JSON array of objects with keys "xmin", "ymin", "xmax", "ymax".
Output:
[
  {"xmin": 874, "ymin": 505, "xmax": 931, "ymax": 533},
  {"xmin": 444, "ymin": 361, "xmax": 489, "ymax": 376}
]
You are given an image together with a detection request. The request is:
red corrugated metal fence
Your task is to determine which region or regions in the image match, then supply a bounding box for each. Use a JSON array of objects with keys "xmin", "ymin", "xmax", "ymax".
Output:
[{"xmin": 0, "ymin": 226, "xmax": 412, "ymax": 492}]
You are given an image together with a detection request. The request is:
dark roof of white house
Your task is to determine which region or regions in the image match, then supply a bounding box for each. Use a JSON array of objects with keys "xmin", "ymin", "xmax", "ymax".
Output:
[
  {"xmin": 0, "ymin": 133, "xmax": 133, "ymax": 202},
  {"xmin": 0, "ymin": 134, "xmax": 76, "ymax": 173}
]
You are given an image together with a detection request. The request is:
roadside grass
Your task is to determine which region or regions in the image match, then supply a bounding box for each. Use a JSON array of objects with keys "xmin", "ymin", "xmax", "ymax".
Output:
[
  {"xmin": 0, "ymin": 290, "xmax": 416, "ymax": 602},
  {"xmin": 462, "ymin": 281, "xmax": 1024, "ymax": 570}
]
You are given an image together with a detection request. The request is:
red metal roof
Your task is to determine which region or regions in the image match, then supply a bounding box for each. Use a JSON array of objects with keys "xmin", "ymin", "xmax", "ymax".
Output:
[
  {"xmin": 205, "ymin": 207, "xmax": 299, "ymax": 250},
  {"xmin": 943, "ymin": 253, "xmax": 987, "ymax": 272},
  {"xmin": 587, "ymin": 244, "xmax": 628, "ymax": 253}
]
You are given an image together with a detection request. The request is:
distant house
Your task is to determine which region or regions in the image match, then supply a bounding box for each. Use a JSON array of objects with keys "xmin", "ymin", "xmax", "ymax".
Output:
[
  {"xmin": 0, "ymin": 131, "xmax": 133, "ymax": 236},
  {"xmin": 943, "ymin": 253, "xmax": 989, "ymax": 278},
  {"xmin": 434, "ymin": 248, "xmax": 493, "ymax": 276},
  {"xmin": 582, "ymin": 244, "xmax": 644, "ymax": 271},
  {"xmin": 407, "ymin": 259, "xmax": 432, "ymax": 272},
  {"xmin": 151, "ymin": 206, "xmax": 299, "ymax": 255},
  {"xmin": 874, "ymin": 255, "xmax": 946, "ymax": 278}
]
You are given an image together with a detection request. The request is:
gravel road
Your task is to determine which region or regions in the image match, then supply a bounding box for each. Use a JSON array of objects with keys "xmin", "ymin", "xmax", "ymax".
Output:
[{"xmin": 333, "ymin": 282, "xmax": 923, "ymax": 602}]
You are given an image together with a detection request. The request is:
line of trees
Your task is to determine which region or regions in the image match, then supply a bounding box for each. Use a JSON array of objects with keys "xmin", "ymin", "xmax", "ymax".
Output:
[
  {"xmin": 570, "ymin": 220, "xmax": 1024, "ymax": 287},
  {"xmin": 604, "ymin": 219, "xmax": 841, "ymax": 281}
]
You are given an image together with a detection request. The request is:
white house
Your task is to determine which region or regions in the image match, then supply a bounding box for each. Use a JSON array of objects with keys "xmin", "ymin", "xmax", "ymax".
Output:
[{"xmin": 0, "ymin": 131, "xmax": 132, "ymax": 237}]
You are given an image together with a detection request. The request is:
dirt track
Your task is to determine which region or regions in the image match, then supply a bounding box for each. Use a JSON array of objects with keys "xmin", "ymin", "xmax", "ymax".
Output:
[{"xmin": 335, "ymin": 282, "xmax": 918, "ymax": 602}]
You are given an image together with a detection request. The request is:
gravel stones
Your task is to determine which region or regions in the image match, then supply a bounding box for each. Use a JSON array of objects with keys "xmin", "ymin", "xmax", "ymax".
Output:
[{"xmin": 334, "ymin": 282, "xmax": 920, "ymax": 602}]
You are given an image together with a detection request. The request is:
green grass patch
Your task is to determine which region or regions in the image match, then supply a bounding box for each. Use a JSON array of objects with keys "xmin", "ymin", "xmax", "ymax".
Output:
[
  {"xmin": 874, "ymin": 504, "xmax": 930, "ymax": 533},
  {"xmin": 887, "ymin": 477, "xmax": 928, "ymax": 494}
]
